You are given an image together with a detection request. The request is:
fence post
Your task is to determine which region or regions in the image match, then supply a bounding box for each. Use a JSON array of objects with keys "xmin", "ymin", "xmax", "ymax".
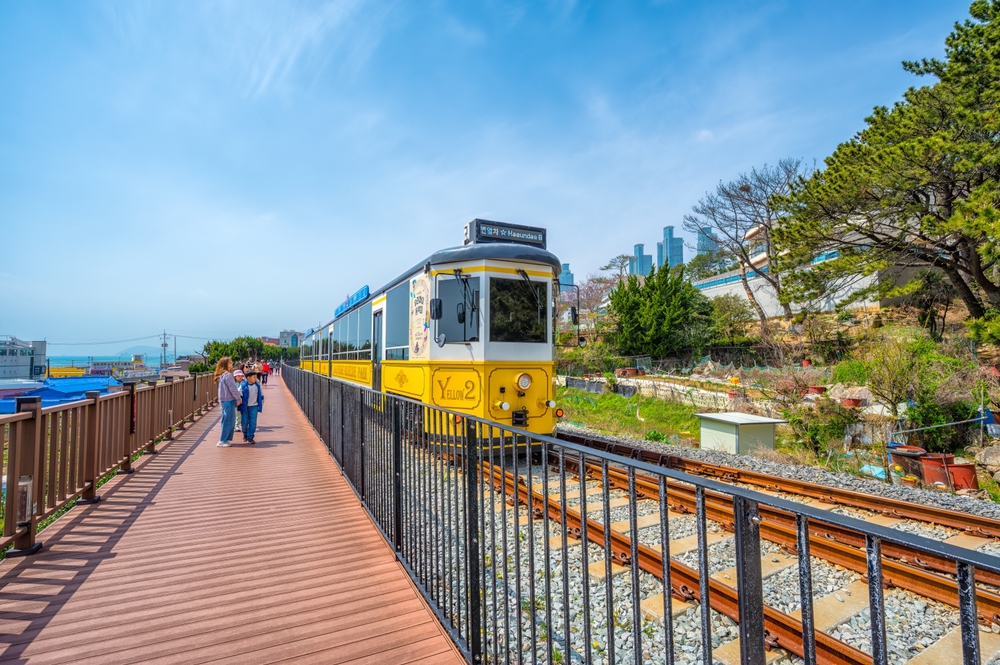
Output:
[
  {"xmin": 164, "ymin": 376, "xmax": 174, "ymax": 440},
  {"xmin": 119, "ymin": 381, "xmax": 138, "ymax": 474},
  {"xmin": 144, "ymin": 380, "xmax": 159, "ymax": 454},
  {"xmin": 733, "ymin": 495, "xmax": 766, "ymax": 664},
  {"xmin": 392, "ymin": 399, "xmax": 402, "ymax": 553},
  {"xmin": 8, "ymin": 396, "xmax": 43, "ymax": 556},
  {"xmin": 79, "ymin": 390, "xmax": 103, "ymax": 505},
  {"xmin": 464, "ymin": 417, "xmax": 482, "ymax": 662}
]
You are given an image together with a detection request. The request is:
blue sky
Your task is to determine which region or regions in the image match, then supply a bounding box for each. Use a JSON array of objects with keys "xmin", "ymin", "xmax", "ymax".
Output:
[{"xmin": 0, "ymin": 0, "xmax": 972, "ymax": 355}]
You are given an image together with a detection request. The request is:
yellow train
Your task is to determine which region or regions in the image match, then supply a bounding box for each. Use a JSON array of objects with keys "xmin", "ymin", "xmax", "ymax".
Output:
[{"xmin": 299, "ymin": 219, "xmax": 566, "ymax": 436}]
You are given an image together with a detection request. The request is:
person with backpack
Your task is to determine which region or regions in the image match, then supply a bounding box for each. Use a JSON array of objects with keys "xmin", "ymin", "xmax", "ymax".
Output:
[
  {"xmin": 238, "ymin": 369, "xmax": 264, "ymax": 444},
  {"xmin": 261, "ymin": 361, "xmax": 271, "ymax": 385}
]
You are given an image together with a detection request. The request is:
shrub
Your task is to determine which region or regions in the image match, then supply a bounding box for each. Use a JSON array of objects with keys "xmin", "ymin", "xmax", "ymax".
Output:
[
  {"xmin": 832, "ymin": 360, "xmax": 868, "ymax": 385},
  {"xmin": 785, "ymin": 398, "xmax": 861, "ymax": 453},
  {"xmin": 905, "ymin": 389, "xmax": 980, "ymax": 453},
  {"xmin": 187, "ymin": 361, "xmax": 212, "ymax": 374},
  {"xmin": 645, "ymin": 429, "xmax": 666, "ymax": 442}
]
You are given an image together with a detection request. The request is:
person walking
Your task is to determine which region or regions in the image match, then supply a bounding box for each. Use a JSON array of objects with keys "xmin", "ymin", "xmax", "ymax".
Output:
[
  {"xmin": 214, "ymin": 357, "xmax": 242, "ymax": 447},
  {"xmin": 238, "ymin": 369, "xmax": 264, "ymax": 444},
  {"xmin": 261, "ymin": 361, "xmax": 271, "ymax": 385}
]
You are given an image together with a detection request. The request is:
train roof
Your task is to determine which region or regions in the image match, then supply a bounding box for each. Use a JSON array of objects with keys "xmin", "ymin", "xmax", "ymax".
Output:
[{"xmin": 311, "ymin": 242, "xmax": 561, "ymax": 335}]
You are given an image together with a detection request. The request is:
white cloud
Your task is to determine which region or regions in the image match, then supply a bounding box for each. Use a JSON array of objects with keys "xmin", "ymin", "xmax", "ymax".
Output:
[{"xmin": 694, "ymin": 129, "xmax": 714, "ymax": 142}]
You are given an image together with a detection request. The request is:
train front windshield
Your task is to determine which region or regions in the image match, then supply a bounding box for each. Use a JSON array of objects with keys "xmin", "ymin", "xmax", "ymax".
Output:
[{"xmin": 489, "ymin": 277, "xmax": 547, "ymax": 343}]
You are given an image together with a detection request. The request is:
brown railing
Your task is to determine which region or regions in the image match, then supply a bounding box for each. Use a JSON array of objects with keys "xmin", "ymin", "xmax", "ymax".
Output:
[{"xmin": 0, "ymin": 373, "xmax": 218, "ymax": 556}]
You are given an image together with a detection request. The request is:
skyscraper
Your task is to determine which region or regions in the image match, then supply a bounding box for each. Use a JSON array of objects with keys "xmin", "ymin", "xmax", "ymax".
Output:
[
  {"xmin": 629, "ymin": 244, "xmax": 653, "ymax": 276},
  {"xmin": 696, "ymin": 227, "xmax": 720, "ymax": 255},
  {"xmin": 560, "ymin": 263, "xmax": 575, "ymax": 292},
  {"xmin": 656, "ymin": 226, "xmax": 684, "ymax": 268}
]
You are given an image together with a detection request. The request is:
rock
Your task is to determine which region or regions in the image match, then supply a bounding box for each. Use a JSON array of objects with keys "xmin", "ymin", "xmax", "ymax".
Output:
[
  {"xmin": 976, "ymin": 444, "xmax": 1000, "ymax": 466},
  {"xmin": 994, "ymin": 470, "xmax": 1000, "ymax": 483}
]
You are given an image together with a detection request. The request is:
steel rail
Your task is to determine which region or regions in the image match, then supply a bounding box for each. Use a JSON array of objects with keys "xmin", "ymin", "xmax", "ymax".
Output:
[
  {"xmin": 486, "ymin": 463, "xmax": 874, "ymax": 665},
  {"xmin": 556, "ymin": 431, "xmax": 1000, "ymax": 540},
  {"xmin": 576, "ymin": 458, "xmax": 1000, "ymax": 626}
]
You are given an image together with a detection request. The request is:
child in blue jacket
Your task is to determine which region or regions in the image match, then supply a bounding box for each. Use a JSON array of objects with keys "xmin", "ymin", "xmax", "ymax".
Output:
[{"xmin": 237, "ymin": 370, "xmax": 264, "ymax": 444}]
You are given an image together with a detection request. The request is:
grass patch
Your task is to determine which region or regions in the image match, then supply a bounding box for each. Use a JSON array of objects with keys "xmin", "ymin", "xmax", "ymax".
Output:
[{"xmin": 556, "ymin": 386, "xmax": 701, "ymax": 443}]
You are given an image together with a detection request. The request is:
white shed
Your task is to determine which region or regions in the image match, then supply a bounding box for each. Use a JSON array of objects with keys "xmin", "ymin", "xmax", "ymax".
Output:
[{"xmin": 695, "ymin": 412, "xmax": 787, "ymax": 455}]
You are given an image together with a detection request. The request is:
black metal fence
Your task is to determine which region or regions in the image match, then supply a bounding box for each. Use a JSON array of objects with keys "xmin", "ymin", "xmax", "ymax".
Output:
[{"xmin": 283, "ymin": 366, "xmax": 998, "ymax": 665}]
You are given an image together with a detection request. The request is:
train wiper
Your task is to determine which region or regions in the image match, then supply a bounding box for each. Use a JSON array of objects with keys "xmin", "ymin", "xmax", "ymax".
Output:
[
  {"xmin": 453, "ymin": 269, "xmax": 478, "ymax": 316},
  {"xmin": 516, "ymin": 269, "xmax": 544, "ymax": 314}
]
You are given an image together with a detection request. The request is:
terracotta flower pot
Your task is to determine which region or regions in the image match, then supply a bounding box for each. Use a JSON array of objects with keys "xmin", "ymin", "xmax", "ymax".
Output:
[
  {"xmin": 625, "ymin": 368, "xmax": 638, "ymax": 377},
  {"xmin": 727, "ymin": 390, "xmax": 741, "ymax": 399},
  {"xmin": 841, "ymin": 397, "xmax": 862, "ymax": 408},
  {"xmin": 801, "ymin": 359, "xmax": 813, "ymax": 368},
  {"xmin": 807, "ymin": 386, "xmax": 827, "ymax": 395}
]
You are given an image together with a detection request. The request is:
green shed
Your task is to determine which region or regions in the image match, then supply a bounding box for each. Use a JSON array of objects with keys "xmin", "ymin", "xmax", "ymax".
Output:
[{"xmin": 695, "ymin": 412, "xmax": 787, "ymax": 455}]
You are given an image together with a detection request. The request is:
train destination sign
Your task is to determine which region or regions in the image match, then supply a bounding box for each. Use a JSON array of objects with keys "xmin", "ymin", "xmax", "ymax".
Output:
[
  {"xmin": 335, "ymin": 285, "xmax": 370, "ymax": 318},
  {"xmin": 465, "ymin": 219, "xmax": 546, "ymax": 249}
]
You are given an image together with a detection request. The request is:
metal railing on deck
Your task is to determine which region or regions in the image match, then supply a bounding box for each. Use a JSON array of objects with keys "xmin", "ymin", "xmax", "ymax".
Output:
[
  {"xmin": 283, "ymin": 365, "xmax": 998, "ymax": 665},
  {"xmin": 1, "ymin": 373, "xmax": 218, "ymax": 556}
]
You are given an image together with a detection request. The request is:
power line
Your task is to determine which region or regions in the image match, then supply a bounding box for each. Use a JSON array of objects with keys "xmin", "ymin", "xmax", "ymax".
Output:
[{"xmin": 47, "ymin": 334, "xmax": 161, "ymax": 346}]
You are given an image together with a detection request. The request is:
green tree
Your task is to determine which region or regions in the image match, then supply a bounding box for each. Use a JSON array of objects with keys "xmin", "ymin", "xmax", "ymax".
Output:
[
  {"xmin": 775, "ymin": 2, "xmax": 1000, "ymax": 319},
  {"xmin": 864, "ymin": 338, "xmax": 919, "ymax": 418},
  {"xmin": 601, "ymin": 254, "xmax": 633, "ymax": 282},
  {"xmin": 711, "ymin": 293, "xmax": 756, "ymax": 343},
  {"xmin": 685, "ymin": 249, "xmax": 738, "ymax": 281},
  {"xmin": 609, "ymin": 264, "xmax": 712, "ymax": 357}
]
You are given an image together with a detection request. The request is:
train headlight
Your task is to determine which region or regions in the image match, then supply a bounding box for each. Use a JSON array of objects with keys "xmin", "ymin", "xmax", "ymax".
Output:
[
  {"xmin": 494, "ymin": 400, "xmax": 510, "ymax": 411},
  {"xmin": 515, "ymin": 373, "xmax": 532, "ymax": 391}
]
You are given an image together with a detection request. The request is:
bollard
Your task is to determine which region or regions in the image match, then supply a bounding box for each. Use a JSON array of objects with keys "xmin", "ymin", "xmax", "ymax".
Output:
[
  {"xmin": 78, "ymin": 391, "xmax": 103, "ymax": 504},
  {"xmin": 7, "ymin": 396, "xmax": 43, "ymax": 556}
]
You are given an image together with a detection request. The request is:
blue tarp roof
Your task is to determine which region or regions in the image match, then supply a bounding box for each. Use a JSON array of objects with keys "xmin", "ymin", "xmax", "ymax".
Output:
[{"xmin": 0, "ymin": 377, "xmax": 121, "ymax": 414}]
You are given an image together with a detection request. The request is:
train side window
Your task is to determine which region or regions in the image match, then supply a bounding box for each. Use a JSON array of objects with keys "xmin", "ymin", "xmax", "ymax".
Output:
[
  {"xmin": 359, "ymin": 304, "xmax": 372, "ymax": 350},
  {"xmin": 385, "ymin": 282, "xmax": 409, "ymax": 357},
  {"xmin": 437, "ymin": 276, "xmax": 480, "ymax": 343},
  {"xmin": 348, "ymin": 310, "xmax": 359, "ymax": 351}
]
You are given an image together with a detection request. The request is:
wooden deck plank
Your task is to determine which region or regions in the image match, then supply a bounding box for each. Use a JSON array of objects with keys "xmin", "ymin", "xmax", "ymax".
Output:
[{"xmin": 0, "ymin": 378, "xmax": 464, "ymax": 665}]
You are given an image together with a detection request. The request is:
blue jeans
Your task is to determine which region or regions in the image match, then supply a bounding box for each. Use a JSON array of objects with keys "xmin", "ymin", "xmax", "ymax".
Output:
[
  {"xmin": 244, "ymin": 405, "xmax": 259, "ymax": 441},
  {"xmin": 221, "ymin": 400, "xmax": 237, "ymax": 442}
]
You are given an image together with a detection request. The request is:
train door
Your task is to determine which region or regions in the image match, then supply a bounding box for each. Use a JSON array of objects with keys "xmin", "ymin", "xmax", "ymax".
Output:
[{"xmin": 372, "ymin": 310, "xmax": 383, "ymax": 391}]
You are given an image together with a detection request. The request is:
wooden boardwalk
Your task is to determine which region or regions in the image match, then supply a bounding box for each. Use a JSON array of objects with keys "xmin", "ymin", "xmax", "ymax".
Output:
[{"xmin": 0, "ymin": 377, "xmax": 464, "ymax": 665}]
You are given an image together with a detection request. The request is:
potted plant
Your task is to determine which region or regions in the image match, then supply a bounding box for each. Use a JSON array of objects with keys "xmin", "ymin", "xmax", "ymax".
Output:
[
  {"xmin": 801, "ymin": 358, "xmax": 813, "ymax": 368},
  {"xmin": 807, "ymin": 386, "xmax": 827, "ymax": 395},
  {"xmin": 841, "ymin": 397, "xmax": 863, "ymax": 408}
]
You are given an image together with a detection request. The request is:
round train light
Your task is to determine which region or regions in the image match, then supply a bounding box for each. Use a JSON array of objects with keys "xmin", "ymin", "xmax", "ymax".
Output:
[
  {"xmin": 515, "ymin": 373, "xmax": 532, "ymax": 391},
  {"xmin": 546, "ymin": 400, "xmax": 556, "ymax": 408},
  {"xmin": 555, "ymin": 408, "xmax": 565, "ymax": 418},
  {"xmin": 494, "ymin": 401, "xmax": 510, "ymax": 411}
]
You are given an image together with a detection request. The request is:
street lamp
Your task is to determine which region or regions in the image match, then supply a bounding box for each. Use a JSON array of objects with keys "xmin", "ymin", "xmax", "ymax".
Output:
[{"xmin": 557, "ymin": 283, "xmax": 587, "ymax": 348}]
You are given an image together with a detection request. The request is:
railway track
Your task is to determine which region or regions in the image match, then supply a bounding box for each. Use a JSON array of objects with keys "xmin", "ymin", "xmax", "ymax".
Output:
[
  {"xmin": 487, "ymin": 461, "xmax": 872, "ymax": 665},
  {"xmin": 467, "ymin": 440, "xmax": 1000, "ymax": 665},
  {"xmin": 556, "ymin": 431, "xmax": 1000, "ymax": 540}
]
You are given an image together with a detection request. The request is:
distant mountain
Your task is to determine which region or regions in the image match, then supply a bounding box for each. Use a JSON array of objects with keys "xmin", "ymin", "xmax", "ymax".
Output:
[{"xmin": 117, "ymin": 345, "xmax": 164, "ymax": 358}]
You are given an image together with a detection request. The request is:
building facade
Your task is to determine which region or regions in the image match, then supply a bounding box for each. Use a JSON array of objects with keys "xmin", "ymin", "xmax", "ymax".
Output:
[
  {"xmin": 656, "ymin": 226, "xmax": 684, "ymax": 269},
  {"xmin": 696, "ymin": 227, "xmax": 719, "ymax": 255},
  {"xmin": 559, "ymin": 263, "xmax": 575, "ymax": 293},
  {"xmin": 0, "ymin": 337, "xmax": 47, "ymax": 379},
  {"xmin": 279, "ymin": 330, "xmax": 303, "ymax": 348},
  {"xmin": 629, "ymin": 244, "xmax": 653, "ymax": 276}
]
